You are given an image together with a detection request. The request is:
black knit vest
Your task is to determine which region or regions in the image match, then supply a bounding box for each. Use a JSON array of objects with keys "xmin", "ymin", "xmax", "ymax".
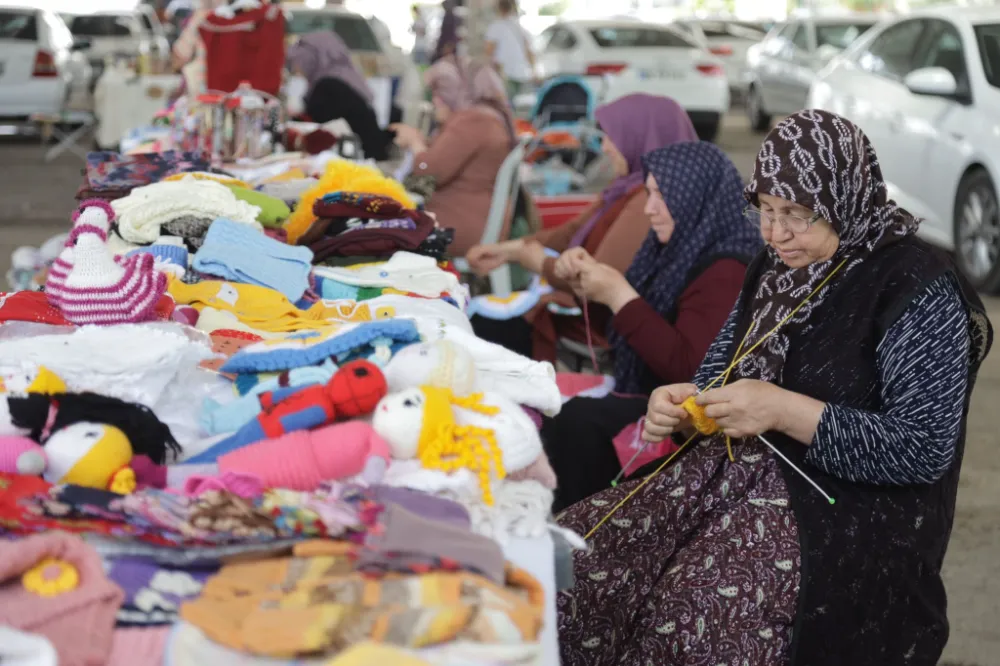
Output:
[{"xmin": 725, "ymin": 237, "xmax": 992, "ymax": 666}]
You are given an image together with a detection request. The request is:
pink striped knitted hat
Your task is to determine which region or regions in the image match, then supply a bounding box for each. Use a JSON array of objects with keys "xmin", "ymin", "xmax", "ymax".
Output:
[
  {"xmin": 46, "ymin": 200, "xmax": 115, "ymax": 308},
  {"xmin": 47, "ymin": 201, "xmax": 167, "ymax": 326}
]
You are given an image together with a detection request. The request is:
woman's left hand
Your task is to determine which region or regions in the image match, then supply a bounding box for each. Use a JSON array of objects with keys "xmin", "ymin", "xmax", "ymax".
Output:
[
  {"xmin": 575, "ymin": 261, "xmax": 639, "ymax": 312},
  {"xmin": 696, "ymin": 379, "xmax": 786, "ymax": 439},
  {"xmin": 390, "ymin": 124, "xmax": 426, "ymax": 152}
]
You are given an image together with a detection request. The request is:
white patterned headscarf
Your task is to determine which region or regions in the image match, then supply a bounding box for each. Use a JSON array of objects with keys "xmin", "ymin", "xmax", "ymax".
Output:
[{"xmin": 738, "ymin": 109, "xmax": 920, "ymax": 382}]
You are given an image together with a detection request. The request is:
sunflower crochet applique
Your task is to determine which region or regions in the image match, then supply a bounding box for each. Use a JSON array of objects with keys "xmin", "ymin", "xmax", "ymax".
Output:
[{"xmin": 22, "ymin": 557, "xmax": 80, "ymax": 597}]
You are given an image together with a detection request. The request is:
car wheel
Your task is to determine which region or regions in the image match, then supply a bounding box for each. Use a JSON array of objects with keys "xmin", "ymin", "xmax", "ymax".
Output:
[
  {"xmin": 747, "ymin": 85, "xmax": 772, "ymax": 134},
  {"xmin": 954, "ymin": 168, "xmax": 1000, "ymax": 293},
  {"xmin": 694, "ymin": 115, "xmax": 721, "ymax": 143}
]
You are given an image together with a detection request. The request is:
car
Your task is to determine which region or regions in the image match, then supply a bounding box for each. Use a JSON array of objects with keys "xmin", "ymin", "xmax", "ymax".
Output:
[
  {"xmin": 284, "ymin": 4, "xmax": 422, "ymax": 125},
  {"xmin": 808, "ymin": 7, "xmax": 1000, "ymax": 292},
  {"xmin": 62, "ymin": 6, "xmax": 170, "ymax": 82},
  {"xmin": 745, "ymin": 14, "xmax": 877, "ymax": 132},
  {"xmin": 0, "ymin": 4, "xmax": 93, "ymax": 120},
  {"xmin": 672, "ymin": 18, "xmax": 768, "ymax": 93},
  {"xmin": 535, "ymin": 20, "xmax": 730, "ymax": 142}
]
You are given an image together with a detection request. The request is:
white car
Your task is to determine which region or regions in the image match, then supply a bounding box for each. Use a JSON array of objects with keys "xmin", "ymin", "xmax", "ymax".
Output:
[
  {"xmin": 745, "ymin": 14, "xmax": 877, "ymax": 132},
  {"xmin": 0, "ymin": 5, "xmax": 92, "ymax": 120},
  {"xmin": 62, "ymin": 6, "xmax": 170, "ymax": 81},
  {"xmin": 536, "ymin": 20, "xmax": 730, "ymax": 141},
  {"xmin": 672, "ymin": 18, "xmax": 768, "ymax": 92},
  {"xmin": 808, "ymin": 8, "xmax": 1000, "ymax": 292}
]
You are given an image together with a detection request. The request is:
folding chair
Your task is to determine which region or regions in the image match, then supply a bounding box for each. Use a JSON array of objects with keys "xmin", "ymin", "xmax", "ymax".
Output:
[
  {"xmin": 452, "ymin": 135, "xmax": 529, "ymax": 298},
  {"xmin": 31, "ymin": 110, "xmax": 96, "ymax": 163}
]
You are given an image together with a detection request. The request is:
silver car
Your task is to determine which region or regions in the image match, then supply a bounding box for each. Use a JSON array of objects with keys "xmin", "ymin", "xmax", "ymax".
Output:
[{"xmin": 744, "ymin": 15, "xmax": 877, "ymax": 132}]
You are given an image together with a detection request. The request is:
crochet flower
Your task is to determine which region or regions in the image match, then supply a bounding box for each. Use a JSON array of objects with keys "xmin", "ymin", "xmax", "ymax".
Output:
[{"xmin": 22, "ymin": 557, "xmax": 80, "ymax": 597}]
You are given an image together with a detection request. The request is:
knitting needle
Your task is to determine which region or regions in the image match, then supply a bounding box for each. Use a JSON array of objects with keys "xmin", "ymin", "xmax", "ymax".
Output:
[
  {"xmin": 610, "ymin": 419, "xmax": 651, "ymax": 488},
  {"xmin": 756, "ymin": 434, "xmax": 836, "ymax": 505}
]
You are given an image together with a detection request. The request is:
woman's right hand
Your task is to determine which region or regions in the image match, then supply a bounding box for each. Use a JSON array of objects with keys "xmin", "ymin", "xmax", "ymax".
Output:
[
  {"xmin": 643, "ymin": 383, "xmax": 699, "ymax": 442},
  {"xmin": 466, "ymin": 240, "xmax": 523, "ymax": 276},
  {"xmin": 553, "ymin": 247, "xmax": 593, "ymax": 282}
]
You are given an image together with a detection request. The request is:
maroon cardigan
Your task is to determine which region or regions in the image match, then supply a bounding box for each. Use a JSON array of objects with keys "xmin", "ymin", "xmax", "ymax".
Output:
[{"xmin": 596, "ymin": 258, "xmax": 747, "ymax": 385}]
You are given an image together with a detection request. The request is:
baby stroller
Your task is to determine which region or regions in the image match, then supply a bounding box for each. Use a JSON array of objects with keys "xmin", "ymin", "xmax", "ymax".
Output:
[{"xmin": 522, "ymin": 76, "xmax": 604, "ymax": 197}]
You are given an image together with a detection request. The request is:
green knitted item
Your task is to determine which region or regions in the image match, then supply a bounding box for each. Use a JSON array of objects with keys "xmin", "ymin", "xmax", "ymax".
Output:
[{"xmin": 225, "ymin": 185, "xmax": 292, "ymax": 228}]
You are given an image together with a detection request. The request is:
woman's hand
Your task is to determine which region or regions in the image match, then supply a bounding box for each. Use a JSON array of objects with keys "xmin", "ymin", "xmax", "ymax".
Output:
[
  {"xmin": 576, "ymin": 262, "xmax": 639, "ymax": 312},
  {"xmin": 696, "ymin": 379, "xmax": 786, "ymax": 439},
  {"xmin": 553, "ymin": 247, "xmax": 592, "ymax": 283},
  {"xmin": 466, "ymin": 240, "xmax": 523, "ymax": 276},
  {"xmin": 643, "ymin": 383, "xmax": 699, "ymax": 442},
  {"xmin": 389, "ymin": 123, "xmax": 427, "ymax": 152}
]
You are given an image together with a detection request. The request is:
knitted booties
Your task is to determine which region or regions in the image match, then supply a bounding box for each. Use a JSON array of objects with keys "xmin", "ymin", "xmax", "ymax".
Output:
[{"xmin": 53, "ymin": 203, "xmax": 167, "ymax": 326}]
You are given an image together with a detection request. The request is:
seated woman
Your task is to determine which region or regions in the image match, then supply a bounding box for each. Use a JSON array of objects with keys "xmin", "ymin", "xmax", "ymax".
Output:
[
  {"xmin": 390, "ymin": 58, "xmax": 515, "ymax": 256},
  {"xmin": 556, "ymin": 110, "xmax": 993, "ymax": 666},
  {"xmin": 466, "ymin": 93, "xmax": 698, "ymax": 361},
  {"xmin": 542, "ymin": 142, "xmax": 762, "ymax": 511},
  {"xmin": 286, "ymin": 32, "xmax": 392, "ymax": 161}
]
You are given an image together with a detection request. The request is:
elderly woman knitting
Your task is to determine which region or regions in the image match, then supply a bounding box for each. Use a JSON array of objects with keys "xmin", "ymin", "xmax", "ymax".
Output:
[{"xmin": 555, "ymin": 110, "xmax": 993, "ymax": 666}]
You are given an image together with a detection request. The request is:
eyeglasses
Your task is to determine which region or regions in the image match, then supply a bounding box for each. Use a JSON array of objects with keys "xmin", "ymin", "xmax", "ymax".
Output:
[{"xmin": 743, "ymin": 206, "xmax": 821, "ymax": 234}]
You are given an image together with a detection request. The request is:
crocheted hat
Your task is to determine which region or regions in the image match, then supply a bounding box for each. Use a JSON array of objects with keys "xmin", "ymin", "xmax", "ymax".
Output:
[
  {"xmin": 45, "ymin": 200, "xmax": 114, "ymax": 308},
  {"xmin": 0, "ymin": 532, "xmax": 124, "ymax": 666},
  {"xmin": 51, "ymin": 203, "xmax": 167, "ymax": 326}
]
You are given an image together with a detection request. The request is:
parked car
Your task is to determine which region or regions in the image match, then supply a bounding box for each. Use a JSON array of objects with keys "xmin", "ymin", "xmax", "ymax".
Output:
[
  {"xmin": 62, "ymin": 6, "xmax": 170, "ymax": 82},
  {"xmin": 672, "ymin": 18, "xmax": 768, "ymax": 92},
  {"xmin": 0, "ymin": 4, "xmax": 93, "ymax": 120},
  {"xmin": 744, "ymin": 14, "xmax": 877, "ymax": 131},
  {"xmin": 808, "ymin": 7, "xmax": 1000, "ymax": 292},
  {"xmin": 535, "ymin": 20, "xmax": 730, "ymax": 141},
  {"xmin": 284, "ymin": 4, "xmax": 422, "ymax": 125}
]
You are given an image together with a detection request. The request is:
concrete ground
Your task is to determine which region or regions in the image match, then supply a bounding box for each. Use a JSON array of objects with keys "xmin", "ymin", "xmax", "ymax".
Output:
[{"xmin": 0, "ymin": 113, "xmax": 996, "ymax": 665}]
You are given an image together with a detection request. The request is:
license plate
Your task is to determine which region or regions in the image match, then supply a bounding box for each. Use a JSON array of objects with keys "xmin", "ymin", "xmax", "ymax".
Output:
[{"xmin": 638, "ymin": 67, "xmax": 684, "ymax": 80}]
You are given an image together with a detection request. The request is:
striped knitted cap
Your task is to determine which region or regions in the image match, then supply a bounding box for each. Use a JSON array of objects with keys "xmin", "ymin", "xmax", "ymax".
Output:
[{"xmin": 49, "ymin": 203, "xmax": 167, "ymax": 326}]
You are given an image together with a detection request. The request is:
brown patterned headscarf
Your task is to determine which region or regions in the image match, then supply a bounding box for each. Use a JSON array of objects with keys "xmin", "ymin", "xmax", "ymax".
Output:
[{"xmin": 739, "ymin": 109, "xmax": 920, "ymax": 382}]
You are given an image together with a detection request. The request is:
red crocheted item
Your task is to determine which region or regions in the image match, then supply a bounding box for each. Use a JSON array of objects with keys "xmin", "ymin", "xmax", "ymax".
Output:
[{"xmin": 199, "ymin": 4, "xmax": 285, "ymax": 95}]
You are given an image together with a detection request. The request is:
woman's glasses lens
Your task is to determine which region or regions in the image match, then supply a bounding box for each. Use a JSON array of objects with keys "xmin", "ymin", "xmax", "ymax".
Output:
[{"xmin": 743, "ymin": 208, "xmax": 811, "ymax": 233}]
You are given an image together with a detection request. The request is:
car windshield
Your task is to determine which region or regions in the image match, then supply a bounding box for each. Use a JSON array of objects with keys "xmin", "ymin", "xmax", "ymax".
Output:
[
  {"xmin": 589, "ymin": 26, "xmax": 694, "ymax": 48},
  {"xmin": 285, "ymin": 12, "xmax": 381, "ymax": 51},
  {"xmin": 815, "ymin": 22, "xmax": 875, "ymax": 50},
  {"xmin": 975, "ymin": 23, "xmax": 1000, "ymax": 88},
  {"xmin": 0, "ymin": 10, "xmax": 36, "ymax": 40},
  {"xmin": 65, "ymin": 14, "xmax": 133, "ymax": 38}
]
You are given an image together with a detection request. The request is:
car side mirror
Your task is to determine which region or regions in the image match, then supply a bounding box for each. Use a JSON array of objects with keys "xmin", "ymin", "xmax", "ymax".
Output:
[
  {"xmin": 71, "ymin": 38, "xmax": 91, "ymax": 52},
  {"xmin": 904, "ymin": 66, "xmax": 958, "ymax": 97}
]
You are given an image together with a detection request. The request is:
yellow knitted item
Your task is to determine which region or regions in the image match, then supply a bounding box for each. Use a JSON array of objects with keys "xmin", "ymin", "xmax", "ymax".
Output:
[
  {"xmin": 681, "ymin": 396, "xmax": 720, "ymax": 436},
  {"xmin": 57, "ymin": 425, "xmax": 134, "ymax": 491},
  {"xmin": 168, "ymin": 278, "xmax": 341, "ymax": 333},
  {"xmin": 0, "ymin": 365, "xmax": 67, "ymax": 396},
  {"xmin": 285, "ymin": 160, "xmax": 415, "ymax": 245},
  {"xmin": 162, "ymin": 172, "xmax": 252, "ymax": 189},
  {"xmin": 416, "ymin": 387, "xmax": 506, "ymax": 506},
  {"xmin": 325, "ymin": 643, "xmax": 434, "ymax": 666}
]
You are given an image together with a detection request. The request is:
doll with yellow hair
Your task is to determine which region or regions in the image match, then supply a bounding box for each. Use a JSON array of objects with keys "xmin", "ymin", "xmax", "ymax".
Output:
[{"xmin": 371, "ymin": 386, "xmax": 544, "ymax": 505}]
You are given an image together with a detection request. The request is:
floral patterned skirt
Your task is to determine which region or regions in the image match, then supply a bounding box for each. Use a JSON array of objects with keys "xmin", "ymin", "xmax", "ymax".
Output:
[{"xmin": 555, "ymin": 438, "xmax": 802, "ymax": 666}]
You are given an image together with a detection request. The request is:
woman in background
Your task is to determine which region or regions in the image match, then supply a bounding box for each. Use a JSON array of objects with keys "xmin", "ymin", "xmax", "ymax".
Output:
[
  {"xmin": 466, "ymin": 93, "xmax": 699, "ymax": 362},
  {"xmin": 391, "ymin": 57, "xmax": 515, "ymax": 255},
  {"xmin": 286, "ymin": 32, "xmax": 392, "ymax": 161}
]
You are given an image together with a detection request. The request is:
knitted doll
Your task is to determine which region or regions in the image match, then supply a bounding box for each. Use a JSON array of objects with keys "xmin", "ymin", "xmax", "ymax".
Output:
[
  {"xmin": 0, "ymin": 393, "xmax": 180, "ymax": 493},
  {"xmin": 383, "ymin": 340, "xmax": 477, "ymax": 395},
  {"xmin": 0, "ymin": 365, "xmax": 67, "ymax": 396},
  {"xmin": 0, "ymin": 436, "xmax": 46, "ymax": 476},
  {"xmin": 186, "ymin": 360, "xmax": 388, "ymax": 464},
  {"xmin": 371, "ymin": 387, "xmax": 544, "ymax": 505}
]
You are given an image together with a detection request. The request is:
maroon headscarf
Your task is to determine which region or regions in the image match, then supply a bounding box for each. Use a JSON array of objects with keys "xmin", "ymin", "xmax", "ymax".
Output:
[{"xmin": 569, "ymin": 94, "xmax": 698, "ymax": 248}]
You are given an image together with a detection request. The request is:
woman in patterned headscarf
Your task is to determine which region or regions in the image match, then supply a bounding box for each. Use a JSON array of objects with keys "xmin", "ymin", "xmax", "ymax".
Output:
[
  {"xmin": 539, "ymin": 141, "xmax": 762, "ymax": 512},
  {"xmin": 556, "ymin": 110, "xmax": 993, "ymax": 666}
]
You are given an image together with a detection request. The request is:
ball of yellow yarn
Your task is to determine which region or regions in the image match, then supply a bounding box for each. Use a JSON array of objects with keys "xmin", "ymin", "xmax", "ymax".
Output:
[{"xmin": 682, "ymin": 396, "xmax": 720, "ymax": 436}]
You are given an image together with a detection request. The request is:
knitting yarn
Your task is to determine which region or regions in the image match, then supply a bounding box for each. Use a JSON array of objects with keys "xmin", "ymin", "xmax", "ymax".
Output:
[{"xmin": 681, "ymin": 397, "xmax": 719, "ymax": 435}]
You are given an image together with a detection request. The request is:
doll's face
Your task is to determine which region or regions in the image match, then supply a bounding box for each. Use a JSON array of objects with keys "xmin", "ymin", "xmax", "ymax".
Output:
[{"xmin": 371, "ymin": 388, "xmax": 425, "ymax": 460}]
